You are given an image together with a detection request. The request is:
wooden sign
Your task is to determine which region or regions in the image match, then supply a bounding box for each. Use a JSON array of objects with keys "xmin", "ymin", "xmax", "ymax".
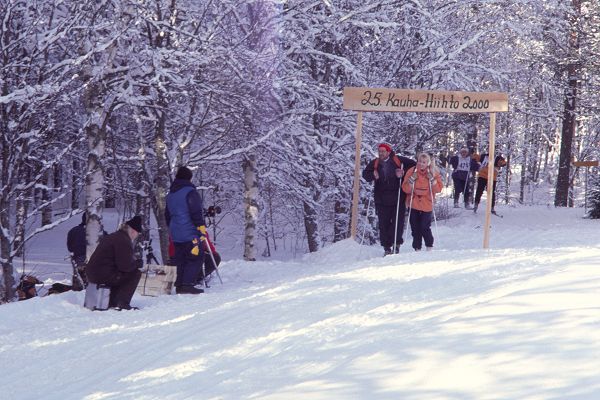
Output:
[
  {"xmin": 343, "ymin": 87, "xmax": 509, "ymax": 113},
  {"xmin": 572, "ymin": 161, "xmax": 599, "ymax": 167},
  {"xmin": 345, "ymin": 86, "xmax": 509, "ymax": 249}
]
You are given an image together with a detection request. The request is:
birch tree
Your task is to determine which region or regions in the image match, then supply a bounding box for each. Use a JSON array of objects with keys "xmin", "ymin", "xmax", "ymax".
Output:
[{"xmin": 0, "ymin": 1, "xmax": 85, "ymax": 301}]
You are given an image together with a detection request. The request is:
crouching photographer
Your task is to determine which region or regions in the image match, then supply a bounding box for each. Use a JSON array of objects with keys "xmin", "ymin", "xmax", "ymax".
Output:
[{"xmin": 86, "ymin": 216, "xmax": 144, "ymax": 310}]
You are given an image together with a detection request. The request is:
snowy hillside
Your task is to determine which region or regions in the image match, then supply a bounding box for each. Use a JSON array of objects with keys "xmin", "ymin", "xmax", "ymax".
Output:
[{"xmin": 2, "ymin": 206, "xmax": 600, "ymax": 399}]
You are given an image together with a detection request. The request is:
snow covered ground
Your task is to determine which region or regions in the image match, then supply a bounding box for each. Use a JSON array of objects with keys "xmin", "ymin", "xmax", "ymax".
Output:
[{"xmin": 2, "ymin": 205, "xmax": 600, "ymax": 399}]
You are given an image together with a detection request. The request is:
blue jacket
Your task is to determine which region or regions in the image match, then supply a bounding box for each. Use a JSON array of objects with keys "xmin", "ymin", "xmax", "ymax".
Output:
[{"xmin": 165, "ymin": 179, "xmax": 205, "ymax": 243}]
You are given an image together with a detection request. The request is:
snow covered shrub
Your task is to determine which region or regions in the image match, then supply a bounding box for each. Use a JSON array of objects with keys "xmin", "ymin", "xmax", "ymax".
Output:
[{"xmin": 587, "ymin": 172, "xmax": 600, "ymax": 219}]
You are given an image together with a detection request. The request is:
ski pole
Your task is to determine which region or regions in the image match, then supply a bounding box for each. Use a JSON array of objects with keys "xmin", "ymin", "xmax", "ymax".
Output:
[
  {"xmin": 463, "ymin": 171, "xmax": 470, "ymax": 206},
  {"xmin": 404, "ymin": 180, "xmax": 415, "ymax": 240},
  {"xmin": 429, "ymin": 178, "xmax": 439, "ymax": 239},
  {"xmin": 360, "ymin": 195, "xmax": 372, "ymax": 246},
  {"xmin": 393, "ymin": 178, "xmax": 402, "ymax": 254},
  {"xmin": 202, "ymin": 237, "xmax": 223, "ymax": 284},
  {"xmin": 444, "ymin": 165, "xmax": 450, "ymax": 215},
  {"xmin": 202, "ymin": 255, "xmax": 208, "ymax": 288}
]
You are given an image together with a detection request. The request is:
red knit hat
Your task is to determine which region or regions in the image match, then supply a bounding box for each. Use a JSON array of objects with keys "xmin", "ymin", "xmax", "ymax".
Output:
[{"xmin": 378, "ymin": 143, "xmax": 392, "ymax": 153}]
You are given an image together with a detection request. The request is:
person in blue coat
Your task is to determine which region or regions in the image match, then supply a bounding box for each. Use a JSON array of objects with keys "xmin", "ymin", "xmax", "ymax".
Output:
[{"xmin": 165, "ymin": 166, "xmax": 206, "ymax": 295}]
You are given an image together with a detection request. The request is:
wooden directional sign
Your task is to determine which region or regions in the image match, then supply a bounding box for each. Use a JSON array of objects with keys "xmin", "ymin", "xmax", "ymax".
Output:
[
  {"xmin": 572, "ymin": 161, "xmax": 599, "ymax": 167},
  {"xmin": 343, "ymin": 87, "xmax": 509, "ymax": 113}
]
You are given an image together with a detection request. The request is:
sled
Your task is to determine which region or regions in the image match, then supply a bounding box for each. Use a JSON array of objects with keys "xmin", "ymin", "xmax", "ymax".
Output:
[{"xmin": 136, "ymin": 264, "xmax": 177, "ymax": 297}]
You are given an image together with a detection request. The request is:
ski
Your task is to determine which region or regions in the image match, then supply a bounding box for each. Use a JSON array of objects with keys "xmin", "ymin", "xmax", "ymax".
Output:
[{"xmin": 473, "ymin": 209, "xmax": 503, "ymax": 218}]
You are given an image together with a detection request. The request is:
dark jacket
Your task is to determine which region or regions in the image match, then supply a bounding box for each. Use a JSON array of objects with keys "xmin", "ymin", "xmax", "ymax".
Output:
[
  {"xmin": 165, "ymin": 179, "xmax": 205, "ymax": 243},
  {"xmin": 67, "ymin": 224, "xmax": 86, "ymax": 258},
  {"xmin": 86, "ymin": 230, "xmax": 136, "ymax": 283},
  {"xmin": 449, "ymin": 154, "xmax": 480, "ymax": 180},
  {"xmin": 363, "ymin": 153, "xmax": 417, "ymax": 206}
]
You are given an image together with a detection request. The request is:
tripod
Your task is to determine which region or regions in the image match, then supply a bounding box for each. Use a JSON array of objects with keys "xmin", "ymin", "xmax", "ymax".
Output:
[{"xmin": 144, "ymin": 239, "xmax": 160, "ymax": 265}]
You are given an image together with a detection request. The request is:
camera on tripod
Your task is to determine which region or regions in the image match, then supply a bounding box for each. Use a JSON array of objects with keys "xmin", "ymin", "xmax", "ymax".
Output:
[
  {"xmin": 142, "ymin": 239, "xmax": 159, "ymax": 265},
  {"xmin": 142, "ymin": 239, "xmax": 153, "ymax": 252},
  {"xmin": 204, "ymin": 205, "xmax": 221, "ymax": 218}
]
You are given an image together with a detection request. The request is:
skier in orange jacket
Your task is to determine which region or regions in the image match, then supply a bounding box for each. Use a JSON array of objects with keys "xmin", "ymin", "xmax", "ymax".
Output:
[
  {"xmin": 402, "ymin": 153, "xmax": 443, "ymax": 251},
  {"xmin": 472, "ymin": 153, "xmax": 506, "ymax": 214}
]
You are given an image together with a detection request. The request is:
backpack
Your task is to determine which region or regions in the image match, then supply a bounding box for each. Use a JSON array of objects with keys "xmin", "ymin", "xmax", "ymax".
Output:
[
  {"xmin": 16, "ymin": 275, "xmax": 42, "ymax": 301},
  {"xmin": 374, "ymin": 154, "xmax": 403, "ymax": 171}
]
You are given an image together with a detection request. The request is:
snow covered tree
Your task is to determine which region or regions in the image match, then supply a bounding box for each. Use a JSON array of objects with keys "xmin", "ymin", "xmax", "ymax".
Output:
[
  {"xmin": 0, "ymin": 1, "xmax": 85, "ymax": 301},
  {"xmin": 552, "ymin": 0, "xmax": 600, "ymax": 206},
  {"xmin": 587, "ymin": 171, "xmax": 600, "ymax": 218},
  {"xmin": 555, "ymin": 1, "xmax": 583, "ymax": 207},
  {"xmin": 2, "ymin": 0, "xmax": 600, "ymax": 291}
]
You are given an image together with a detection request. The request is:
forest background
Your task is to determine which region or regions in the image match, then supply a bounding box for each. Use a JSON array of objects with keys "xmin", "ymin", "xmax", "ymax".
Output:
[{"xmin": 1, "ymin": 0, "xmax": 599, "ymax": 302}]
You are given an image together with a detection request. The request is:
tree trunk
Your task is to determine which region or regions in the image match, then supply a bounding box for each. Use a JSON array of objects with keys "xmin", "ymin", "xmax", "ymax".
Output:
[
  {"xmin": 0, "ymin": 259, "xmax": 14, "ymax": 303},
  {"xmin": 53, "ymin": 163, "xmax": 62, "ymax": 192},
  {"xmin": 151, "ymin": 96, "xmax": 171, "ymax": 265},
  {"xmin": 41, "ymin": 169, "xmax": 52, "ymax": 226},
  {"xmin": 554, "ymin": 0, "xmax": 581, "ymax": 207},
  {"xmin": 13, "ymin": 162, "xmax": 30, "ymax": 259},
  {"xmin": 333, "ymin": 187, "xmax": 349, "ymax": 243},
  {"xmin": 85, "ymin": 121, "xmax": 106, "ymax": 259},
  {"xmin": 0, "ymin": 199, "xmax": 15, "ymax": 302},
  {"xmin": 0, "ymin": 83, "xmax": 14, "ymax": 301},
  {"xmin": 81, "ymin": 30, "xmax": 120, "ymax": 257},
  {"xmin": 554, "ymin": 73, "xmax": 578, "ymax": 207},
  {"xmin": 266, "ymin": 185, "xmax": 277, "ymax": 252},
  {"xmin": 13, "ymin": 191, "xmax": 27, "ymax": 258},
  {"xmin": 135, "ymin": 180, "xmax": 150, "ymax": 264},
  {"xmin": 464, "ymin": 115, "xmax": 479, "ymax": 206},
  {"xmin": 243, "ymin": 154, "xmax": 259, "ymax": 261},
  {"xmin": 333, "ymin": 199, "xmax": 348, "ymax": 242},
  {"xmin": 520, "ymin": 140, "xmax": 528, "ymax": 204},
  {"xmin": 465, "ymin": 114, "xmax": 479, "ymax": 153},
  {"xmin": 72, "ymin": 158, "xmax": 80, "ymax": 210},
  {"xmin": 303, "ymin": 199, "xmax": 320, "ymax": 253},
  {"xmin": 135, "ymin": 172, "xmax": 151, "ymax": 244},
  {"xmin": 0, "ymin": 161, "xmax": 14, "ymax": 301}
]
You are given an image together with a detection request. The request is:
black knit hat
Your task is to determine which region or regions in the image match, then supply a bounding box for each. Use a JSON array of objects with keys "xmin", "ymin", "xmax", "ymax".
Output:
[
  {"xmin": 175, "ymin": 166, "xmax": 193, "ymax": 181},
  {"xmin": 126, "ymin": 215, "xmax": 143, "ymax": 233}
]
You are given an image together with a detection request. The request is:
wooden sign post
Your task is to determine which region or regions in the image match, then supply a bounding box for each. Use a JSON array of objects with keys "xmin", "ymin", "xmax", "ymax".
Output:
[
  {"xmin": 343, "ymin": 87, "xmax": 509, "ymax": 249},
  {"xmin": 572, "ymin": 160, "xmax": 599, "ymax": 213}
]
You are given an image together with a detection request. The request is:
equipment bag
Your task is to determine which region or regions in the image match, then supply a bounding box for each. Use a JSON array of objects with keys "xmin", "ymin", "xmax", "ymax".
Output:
[{"xmin": 84, "ymin": 283, "xmax": 111, "ymax": 311}]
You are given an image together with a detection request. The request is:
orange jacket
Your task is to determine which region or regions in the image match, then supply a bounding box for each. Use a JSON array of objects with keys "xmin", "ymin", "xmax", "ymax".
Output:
[
  {"xmin": 402, "ymin": 166, "xmax": 443, "ymax": 212},
  {"xmin": 474, "ymin": 153, "xmax": 506, "ymax": 181}
]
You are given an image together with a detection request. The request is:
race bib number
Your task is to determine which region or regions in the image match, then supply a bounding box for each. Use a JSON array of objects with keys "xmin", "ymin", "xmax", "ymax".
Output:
[{"xmin": 457, "ymin": 157, "xmax": 470, "ymax": 171}]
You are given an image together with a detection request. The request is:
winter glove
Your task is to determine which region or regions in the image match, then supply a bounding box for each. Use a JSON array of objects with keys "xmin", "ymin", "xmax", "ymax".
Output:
[
  {"xmin": 407, "ymin": 168, "xmax": 417, "ymax": 184},
  {"xmin": 373, "ymin": 170, "xmax": 379, "ymax": 180},
  {"xmin": 395, "ymin": 168, "xmax": 404, "ymax": 178},
  {"xmin": 427, "ymin": 170, "xmax": 435, "ymax": 183},
  {"xmin": 190, "ymin": 226, "xmax": 207, "ymax": 256},
  {"xmin": 191, "ymin": 238, "xmax": 200, "ymax": 256}
]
